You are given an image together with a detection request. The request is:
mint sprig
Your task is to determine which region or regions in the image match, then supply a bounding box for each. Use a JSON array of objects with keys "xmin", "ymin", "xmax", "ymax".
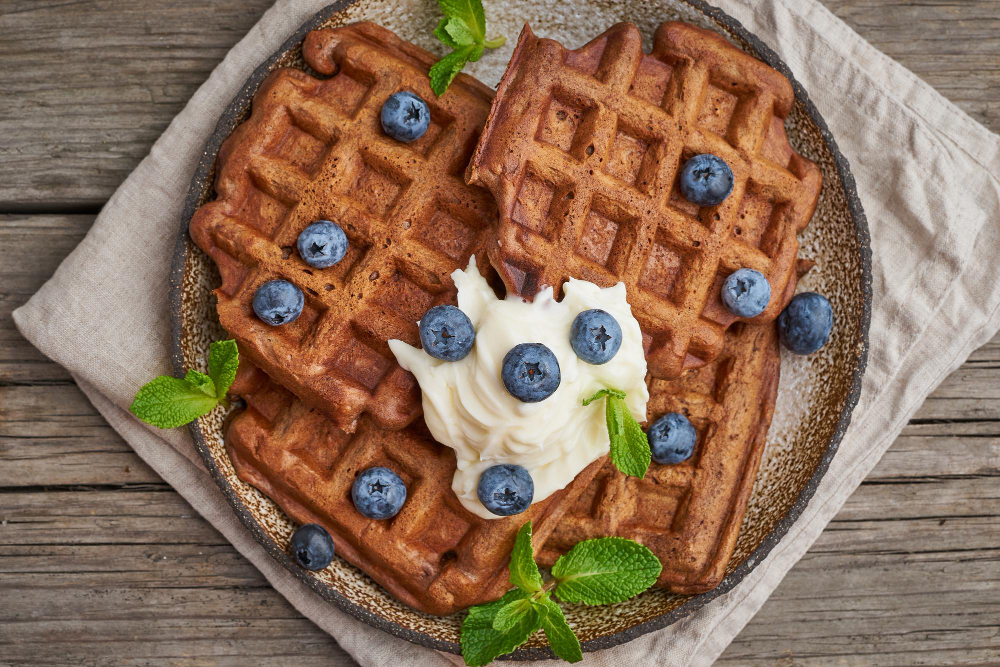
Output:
[
  {"xmin": 129, "ymin": 340, "xmax": 239, "ymax": 428},
  {"xmin": 428, "ymin": 0, "xmax": 505, "ymax": 96},
  {"xmin": 583, "ymin": 388, "xmax": 651, "ymax": 478},
  {"xmin": 460, "ymin": 522, "xmax": 662, "ymax": 665},
  {"xmin": 550, "ymin": 537, "xmax": 663, "ymax": 605}
]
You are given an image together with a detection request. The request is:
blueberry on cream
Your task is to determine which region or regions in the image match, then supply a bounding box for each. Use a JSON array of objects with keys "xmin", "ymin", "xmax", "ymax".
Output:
[
  {"xmin": 419, "ymin": 305, "xmax": 476, "ymax": 361},
  {"xmin": 477, "ymin": 464, "xmax": 534, "ymax": 517},
  {"xmin": 570, "ymin": 309, "xmax": 622, "ymax": 365},
  {"xmin": 388, "ymin": 257, "xmax": 648, "ymax": 520}
]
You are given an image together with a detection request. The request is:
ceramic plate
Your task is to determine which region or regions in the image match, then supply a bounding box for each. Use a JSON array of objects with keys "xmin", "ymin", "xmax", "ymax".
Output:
[{"xmin": 170, "ymin": 0, "xmax": 871, "ymax": 658}]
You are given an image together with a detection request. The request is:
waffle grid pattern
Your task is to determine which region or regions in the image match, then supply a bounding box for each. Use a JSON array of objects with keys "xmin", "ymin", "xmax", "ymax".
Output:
[
  {"xmin": 226, "ymin": 362, "xmax": 600, "ymax": 616},
  {"xmin": 469, "ymin": 21, "xmax": 820, "ymax": 378},
  {"xmin": 190, "ymin": 23, "xmax": 496, "ymax": 431},
  {"xmin": 537, "ymin": 322, "xmax": 780, "ymax": 593}
]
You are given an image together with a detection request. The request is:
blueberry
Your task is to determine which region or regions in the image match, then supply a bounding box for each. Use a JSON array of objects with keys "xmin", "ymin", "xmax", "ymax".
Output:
[
  {"xmin": 352, "ymin": 467, "xmax": 407, "ymax": 520},
  {"xmin": 289, "ymin": 523, "xmax": 335, "ymax": 571},
  {"xmin": 679, "ymin": 154, "xmax": 734, "ymax": 206},
  {"xmin": 501, "ymin": 343, "xmax": 561, "ymax": 403},
  {"xmin": 297, "ymin": 220, "xmax": 348, "ymax": 269},
  {"xmin": 777, "ymin": 292, "xmax": 834, "ymax": 355},
  {"xmin": 252, "ymin": 279, "xmax": 304, "ymax": 326},
  {"xmin": 381, "ymin": 91, "xmax": 430, "ymax": 143},
  {"xmin": 477, "ymin": 464, "xmax": 534, "ymax": 516},
  {"xmin": 570, "ymin": 309, "xmax": 622, "ymax": 365},
  {"xmin": 648, "ymin": 413, "xmax": 697, "ymax": 465},
  {"xmin": 721, "ymin": 268, "xmax": 771, "ymax": 317},
  {"xmin": 418, "ymin": 305, "xmax": 475, "ymax": 361}
]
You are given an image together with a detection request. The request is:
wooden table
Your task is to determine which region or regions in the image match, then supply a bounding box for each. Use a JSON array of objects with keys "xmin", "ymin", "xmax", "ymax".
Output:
[{"xmin": 1, "ymin": 1, "xmax": 998, "ymax": 664}]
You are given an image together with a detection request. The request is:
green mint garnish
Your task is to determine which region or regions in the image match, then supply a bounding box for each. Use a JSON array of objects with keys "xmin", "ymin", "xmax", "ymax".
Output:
[
  {"xmin": 550, "ymin": 537, "xmax": 662, "ymax": 605},
  {"xmin": 537, "ymin": 595, "xmax": 583, "ymax": 663},
  {"xmin": 428, "ymin": 0, "xmax": 505, "ymax": 96},
  {"xmin": 129, "ymin": 339, "xmax": 239, "ymax": 429},
  {"xmin": 508, "ymin": 521, "xmax": 543, "ymax": 592},
  {"xmin": 461, "ymin": 588, "xmax": 541, "ymax": 666},
  {"xmin": 460, "ymin": 521, "xmax": 661, "ymax": 665},
  {"xmin": 583, "ymin": 388, "xmax": 651, "ymax": 478}
]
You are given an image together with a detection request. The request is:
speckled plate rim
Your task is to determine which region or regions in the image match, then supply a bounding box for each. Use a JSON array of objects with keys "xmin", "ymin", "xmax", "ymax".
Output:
[{"xmin": 168, "ymin": 0, "xmax": 872, "ymax": 658}]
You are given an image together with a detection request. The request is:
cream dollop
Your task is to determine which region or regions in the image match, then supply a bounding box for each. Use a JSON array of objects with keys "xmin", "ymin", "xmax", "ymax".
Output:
[{"xmin": 388, "ymin": 258, "xmax": 648, "ymax": 520}]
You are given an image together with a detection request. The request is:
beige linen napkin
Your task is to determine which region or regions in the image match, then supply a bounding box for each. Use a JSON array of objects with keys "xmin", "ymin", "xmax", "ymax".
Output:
[{"xmin": 14, "ymin": 0, "xmax": 1000, "ymax": 664}]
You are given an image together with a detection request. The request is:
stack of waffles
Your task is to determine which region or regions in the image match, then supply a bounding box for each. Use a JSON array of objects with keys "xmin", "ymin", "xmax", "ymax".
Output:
[{"xmin": 189, "ymin": 19, "xmax": 820, "ymax": 615}]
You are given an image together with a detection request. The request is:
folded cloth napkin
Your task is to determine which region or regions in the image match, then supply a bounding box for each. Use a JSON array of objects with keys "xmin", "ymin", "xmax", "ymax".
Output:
[{"xmin": 14, "ymin": 0, "xmax": 1000, "ymax": 664}]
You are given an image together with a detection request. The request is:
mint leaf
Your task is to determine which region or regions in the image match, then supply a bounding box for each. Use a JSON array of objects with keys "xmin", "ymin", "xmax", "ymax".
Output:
[
  {"xmin": 492, "ymin": 596, "xmax": 533, "ymax": 633},
  {"xmin": 429, "ymin": 45, "xmax": 476, "ymax": 96},
  {"xmin": 462, "ymin": 588, "xmax": 541, "ymax": 666},
  {"xmin": 439, "ymin": 0, "xmax": 486, "ymax": 41},
  {"xmin": 430, "ymin": 0, "xmax": 504, "ymax": 95},
  {"xmin": 129, "ymin": 376, "xmax": 220, "ymax": 429},
  {"xmin": 208, "ymin": 339, "xmax": 239, "ymax": 399},
  {"xmin": 184, "ymin": 370, "xmax": 216, "ymax": 397},
  {"xmin": 620, "ymin": 406, "xmax": 651, "ymax": 475},
  {"xmin": 444, "ymin": 18, "xmax": 482, "ymax": 46},
  {"xmin": 551, "ymin": 537, "xmax": 662, "ymax": 605},
  {"xmin": 537, "ymin": 596, "xmax": 582, "ymax": 663},
  {"xmin": 509, "ymin": 521, "xmax": 543, "ymax": 592},
  {"xmin": 582, "ymin": 387, "xmax": 625, "ymax": 406},
  {"xmin": 591, "ymin": 391, "xmax": 650, "ymax": 479}
]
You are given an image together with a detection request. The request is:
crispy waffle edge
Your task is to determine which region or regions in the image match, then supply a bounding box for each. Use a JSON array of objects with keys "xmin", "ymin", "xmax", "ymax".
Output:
[
  {"xmin": 223, "ymin": 359, "xmax": 604, "ymax": 616},
  {"xmin": 467, "ymin": 21, "xmax": 821, "ymax": 379}
]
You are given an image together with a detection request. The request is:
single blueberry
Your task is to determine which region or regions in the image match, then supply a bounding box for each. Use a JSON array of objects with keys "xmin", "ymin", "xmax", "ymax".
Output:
[
  {"xmin": 381, "ymin": 91, "xmax": 430, "ymax": 143},
  {"xmin": 297, "ymin": 220, "xmax": 348, "ymax": 269},
  {"xmin": 252, "ymin": 279, "xmax": 305, "ymax": 326},
  {"xmin": 721, "ymin": 268, "xmax": 771, "ymax": 317},
  {"xmin": 289, "ymin": 523, "xmax": 335, "ymax": 571},
  {"xmin": 777, "ymin": 292, "xmax": 834, "ymax": 355},
  {"xmin": 648, "ymin": 413, "xmax": 697, "ymax": 465},
  {"xmin": 679, "ymin": 154, "xmax": 734, "ymax": 207},
  {"xmin": 501, "ymin": 343, "xmax": 561, "ymax": 403},
  {"xmin": 477, "ymin": 464, "xmax": 534, "ymax": 517},
  {"xmin": 570, "ymin": 309, "xmax": 623, "ymax": 365},
  {"xmin": 418, "ymin": 305, "xmax": 475, "ymax": 361},
  {"xmin": 352, "ymin": 467, "xmax": 407, "ymax": 520}
]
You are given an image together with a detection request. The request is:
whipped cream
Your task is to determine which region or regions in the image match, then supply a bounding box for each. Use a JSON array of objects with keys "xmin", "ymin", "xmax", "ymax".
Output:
[{"xmin": 388, "ymin": 258, "xmax": 648, "ymax": 520}]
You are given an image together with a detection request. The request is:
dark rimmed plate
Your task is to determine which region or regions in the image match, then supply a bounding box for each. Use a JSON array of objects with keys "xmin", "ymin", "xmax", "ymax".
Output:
[{"xmin": 169, "ymin": 0, "xmax": 871, "ymax": 658}]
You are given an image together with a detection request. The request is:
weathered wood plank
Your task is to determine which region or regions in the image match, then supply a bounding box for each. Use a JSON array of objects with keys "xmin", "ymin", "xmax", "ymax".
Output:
[
  {"xmin": 0, "ymin": 0, "xmax": 997, "ymax": 207},
  {"xmin": 1, "ymin": 480, "xmax": 995, "ymax": 664},
  {"xmin": 0, "ymin": 215, "xmax": 92, "ymax": 384},
  {"xmin": 0, "ymin": 0, "xmax": 276, "ymax": 209}
]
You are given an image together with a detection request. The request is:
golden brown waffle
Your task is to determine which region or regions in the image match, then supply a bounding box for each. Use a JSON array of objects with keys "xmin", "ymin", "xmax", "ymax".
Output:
[
  {"xmin": 224, "ymin": 360, "xmax": 604, "ymax": 616},
  {"xmin": 467, "ymin": 21, "xmax": 820, "ymax": 378},
  {"xmin": 190, "ymin": 22, "xmax": 497, "ymax": 433},
  {"xmin": 537, "ymin": 321, "xmax": 780, "ymax": 594}
]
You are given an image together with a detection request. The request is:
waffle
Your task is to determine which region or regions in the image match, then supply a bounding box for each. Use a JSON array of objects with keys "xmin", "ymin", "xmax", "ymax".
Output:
[
  {"xmin": 224, "ymin": 360, "xmax": 604, "ymax": 616},
  {"xmin": 190, "ymin": 22, "xmax": 498, "ymax": 433},
  {"xmin": 467, "ymin": 21, "xmax": 821, "ymax": 378},
  {"xmin": 537, "ymin": 321, "xmax": 780, "ymax": 593}
]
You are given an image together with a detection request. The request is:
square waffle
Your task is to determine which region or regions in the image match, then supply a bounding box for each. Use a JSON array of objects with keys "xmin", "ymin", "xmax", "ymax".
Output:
[
  {"xmin": 190, "ymin": 22, "xmax": 498, "ymax": 433},
  {"xmin": 537, "ymin": 321, "xmax": 781, "ymax": 593},
  {"xmin": 224, "ymin": 360, "xmax": 604, "ymax": 616},
  {"xmin": 467, "ymin": 21, "xmax": 821, "ymax": 378}
]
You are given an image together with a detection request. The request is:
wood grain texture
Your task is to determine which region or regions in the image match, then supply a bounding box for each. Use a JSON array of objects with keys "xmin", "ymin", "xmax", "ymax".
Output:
[{"xmin": 1, "ymin": 0, "xmax": 998, "ymax": 665}]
